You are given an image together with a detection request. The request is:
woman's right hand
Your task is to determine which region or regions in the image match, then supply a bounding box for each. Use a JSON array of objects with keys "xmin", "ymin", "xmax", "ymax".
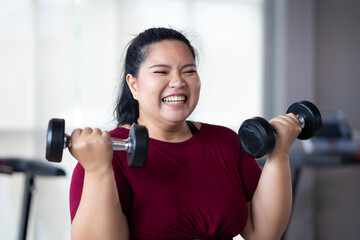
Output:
[{"xmin": 69, "ymin": 128, "xmax": 113, "ymax": 173}]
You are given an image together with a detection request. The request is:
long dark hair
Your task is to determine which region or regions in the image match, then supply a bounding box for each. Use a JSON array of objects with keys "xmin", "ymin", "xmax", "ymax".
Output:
[{"xmin": 114, "ymin": 27, "xmax": 197, "ymax": 126}]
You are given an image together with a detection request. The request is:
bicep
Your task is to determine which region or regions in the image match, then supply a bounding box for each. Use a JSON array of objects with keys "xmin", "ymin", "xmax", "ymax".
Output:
[
  {"xmin": 240, "ymin": 202, "xmax": 255, "ymax": 239},
  {"xmin": 69, "ymin": 160, "xmax": 132, "ymax": 221}
]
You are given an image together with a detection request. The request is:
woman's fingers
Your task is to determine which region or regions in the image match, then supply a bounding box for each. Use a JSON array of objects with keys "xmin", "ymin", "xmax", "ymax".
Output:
[
  {"xmin": 269, "ymin": 113, "xmax": 303, "ymax": 155},
  {"xmin": 68, "ymin": 127, "xmax": 113, "ymax": 171}
]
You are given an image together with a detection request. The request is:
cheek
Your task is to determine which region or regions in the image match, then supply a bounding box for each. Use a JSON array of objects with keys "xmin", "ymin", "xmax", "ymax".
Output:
[
  {"xmin": 137, "ymin": 78, "xmax": 164, "ymax": 100},
  {"xmin": 188, "ymin": 78, "xmax": 201, "ymax": 108},
  {"xmin": 192, "ymin": 78, "xmax": 201, "ymax": 97},
  {"xmin": 197, "ymin": 78, "xmax": 201, "ymax": 91}
]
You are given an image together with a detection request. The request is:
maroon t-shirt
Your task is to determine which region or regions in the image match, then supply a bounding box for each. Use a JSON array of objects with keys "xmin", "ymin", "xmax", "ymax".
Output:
[{"xmin": 70, "ymin": 123, "xmax": 262, "ymax": 239}]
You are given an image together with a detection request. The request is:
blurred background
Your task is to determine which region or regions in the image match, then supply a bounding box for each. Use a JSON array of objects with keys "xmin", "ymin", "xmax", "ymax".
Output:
[{"xmin": 0, "ymin": 0, "xmax": 359, "ymax": 239}]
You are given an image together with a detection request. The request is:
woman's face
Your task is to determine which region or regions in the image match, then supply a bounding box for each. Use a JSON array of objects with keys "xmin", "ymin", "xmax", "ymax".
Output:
[{"xmin": 127, "ymin": 40, "xmax": 201, "ymax": 127}]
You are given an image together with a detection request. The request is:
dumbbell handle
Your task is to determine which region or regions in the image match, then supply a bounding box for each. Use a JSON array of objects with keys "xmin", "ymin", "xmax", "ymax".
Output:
[
  {"xmin": 296, "ymin": 114, "xmax": 305, "ymax": 129},
  {"xmin": 63, "ymin": 134, "xmax": 132, "ymax": 152}
]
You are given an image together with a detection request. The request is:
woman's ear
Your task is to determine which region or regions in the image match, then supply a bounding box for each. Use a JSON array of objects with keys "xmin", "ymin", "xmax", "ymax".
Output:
[{"xmin": 126, "ymin": 74, "xmax": 138, "ymax": 100}]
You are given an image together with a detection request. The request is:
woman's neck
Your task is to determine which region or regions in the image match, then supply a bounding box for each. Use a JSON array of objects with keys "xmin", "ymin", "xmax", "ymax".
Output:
[{"xmin": 137, "ymin": 118, "xmax": 193, "ymax": 142}]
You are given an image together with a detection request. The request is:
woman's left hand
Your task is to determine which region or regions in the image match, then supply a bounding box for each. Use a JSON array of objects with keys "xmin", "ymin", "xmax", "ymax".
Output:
[{"xmin": 268, "ymin": 113, "xmax": 302, "ymax": 156}]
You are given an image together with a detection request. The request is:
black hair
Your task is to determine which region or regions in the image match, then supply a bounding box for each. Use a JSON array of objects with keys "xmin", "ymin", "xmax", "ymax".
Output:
[{"xmin": 114, "ymin": 27, "xmax": 197, "ymax": 126}]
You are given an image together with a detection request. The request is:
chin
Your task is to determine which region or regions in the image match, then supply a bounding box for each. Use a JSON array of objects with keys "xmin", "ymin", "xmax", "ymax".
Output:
[{"xmin": 164, "ymin": 114, "xmax": 190, "ymax": 124}]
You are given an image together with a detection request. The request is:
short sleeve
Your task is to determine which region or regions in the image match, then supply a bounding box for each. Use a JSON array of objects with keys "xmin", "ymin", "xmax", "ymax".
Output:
[
  {"xmin": 239, "ymin": 149, "xmax": 262, "ymax": 202},
  {"xmin": 69, "ymin": 160, "xmax": 132, "ymax": 222},
  {"xmin": 69, "ymin": 163, "xmax": 84, "ymax": 222}
]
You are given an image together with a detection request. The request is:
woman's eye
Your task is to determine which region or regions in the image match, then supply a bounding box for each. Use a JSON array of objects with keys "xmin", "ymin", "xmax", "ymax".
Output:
[
  {"xmin": 184, "ymin": 69, "xmax": 197, "ymax": 74},
  {"xmin": 154, "ymin": 71, "xmax": 167, "ymax": 74}
]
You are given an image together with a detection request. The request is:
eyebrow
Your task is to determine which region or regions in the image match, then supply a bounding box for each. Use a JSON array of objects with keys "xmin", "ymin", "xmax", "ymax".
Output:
[{"xmin": 148, "ymin": 63, "xmax": 197, "ymax": 70}]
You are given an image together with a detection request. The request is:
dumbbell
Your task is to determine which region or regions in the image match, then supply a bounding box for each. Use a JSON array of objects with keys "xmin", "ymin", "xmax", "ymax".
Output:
[
  {"xmin": 238, "ymin": 101, "xmax": 322, "ymax": 158},
  {"xmin": 45, "ymin": 118, "xmax": 149, "ymax": 168}
]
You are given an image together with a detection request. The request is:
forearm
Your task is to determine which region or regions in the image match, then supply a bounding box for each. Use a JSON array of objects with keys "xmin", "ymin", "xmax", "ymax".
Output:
[
  {"xmin": 244, "ymin": 152, "xmax": 292, "ymax": 239},
  {"xmin": 71, "ymin": 167, "xmax": 129, "ymax": 240}
]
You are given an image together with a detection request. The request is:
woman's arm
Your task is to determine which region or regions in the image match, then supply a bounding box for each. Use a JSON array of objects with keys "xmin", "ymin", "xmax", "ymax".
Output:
[
  {"xmin": 241, "ymin": 113, "xmax": 301, "ymax": 239},
  {"xmin": 69, "ymin": 128, "xmax": 129, "ymax": 240}
]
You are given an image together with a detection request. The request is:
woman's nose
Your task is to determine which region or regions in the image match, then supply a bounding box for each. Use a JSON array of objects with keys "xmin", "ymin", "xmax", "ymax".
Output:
[{"xmin": 169, "ymin": 75, "xmax": 185, "ymax": 88}]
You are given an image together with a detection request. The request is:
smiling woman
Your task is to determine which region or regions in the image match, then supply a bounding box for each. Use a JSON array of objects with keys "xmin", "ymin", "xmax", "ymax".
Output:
[
  {"xmin": 69, "ymin": 28, "xmax": 261, "ymax": 239},
  {"xmin": 125, "ymin": 39, "xmax": 201, "ymax": 140},
  {"xmin": 114, "ymin": 28, "xmax": 201, "ymax": 129},
  {"xmin": 68, "ymin": 27, "xmax": 297, "ymax": 240}
]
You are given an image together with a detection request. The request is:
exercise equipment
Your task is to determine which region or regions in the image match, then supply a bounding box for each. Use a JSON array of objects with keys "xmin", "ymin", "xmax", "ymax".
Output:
[
  {"xmin": 238, "ymin": 101, "xmax": 322, "ymax": 158},
  {"xmin": 0, "ymin": 158, "xmax": 65, "ymax": 240},
  {"xmin": 46, "ymin": 118, "xmax": 149, "ymax": 167}
]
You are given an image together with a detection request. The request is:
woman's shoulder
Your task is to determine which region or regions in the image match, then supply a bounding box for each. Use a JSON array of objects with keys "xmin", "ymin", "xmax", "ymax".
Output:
[
  {"xmin": 108, "ymin": 125, "xmax": 130, "ymax": 138},
  {"xmin": 198, "ymin": 122, "xmax": 238, "ymax": 138}
]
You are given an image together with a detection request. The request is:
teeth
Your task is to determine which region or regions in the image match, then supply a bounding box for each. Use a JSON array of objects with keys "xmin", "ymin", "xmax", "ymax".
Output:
[{"xmin": 162, "ymin": 96, "xmax": 186, "ymax": 104}]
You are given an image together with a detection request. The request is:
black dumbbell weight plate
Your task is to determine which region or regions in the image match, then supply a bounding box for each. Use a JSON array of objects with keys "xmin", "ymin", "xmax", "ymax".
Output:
[
  {"xmin": 46, "ymin": 118, "xmax": 65, "ymax": 162},
  {"xmin": 286, "ymin": 101, "xmax": 322, "ymax": 140},
  {"xmin": 128, "ymin": 124, "xmax": 149, "ymax": 168},
  {"xmin": 238, "ymin": 117, "xmax": 276, "ymax": 158}
]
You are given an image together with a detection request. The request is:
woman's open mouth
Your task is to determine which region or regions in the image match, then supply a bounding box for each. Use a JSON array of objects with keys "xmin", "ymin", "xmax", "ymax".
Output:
[{"xmin": 162, "ymin": 95, "xmax": 187, "ymax": 105}]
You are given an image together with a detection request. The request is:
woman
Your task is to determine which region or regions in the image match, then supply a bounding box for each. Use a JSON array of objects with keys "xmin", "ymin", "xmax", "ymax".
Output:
[{"xmin": 69, "ymin": 27, "xmax": 301, "ymax": 239}]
